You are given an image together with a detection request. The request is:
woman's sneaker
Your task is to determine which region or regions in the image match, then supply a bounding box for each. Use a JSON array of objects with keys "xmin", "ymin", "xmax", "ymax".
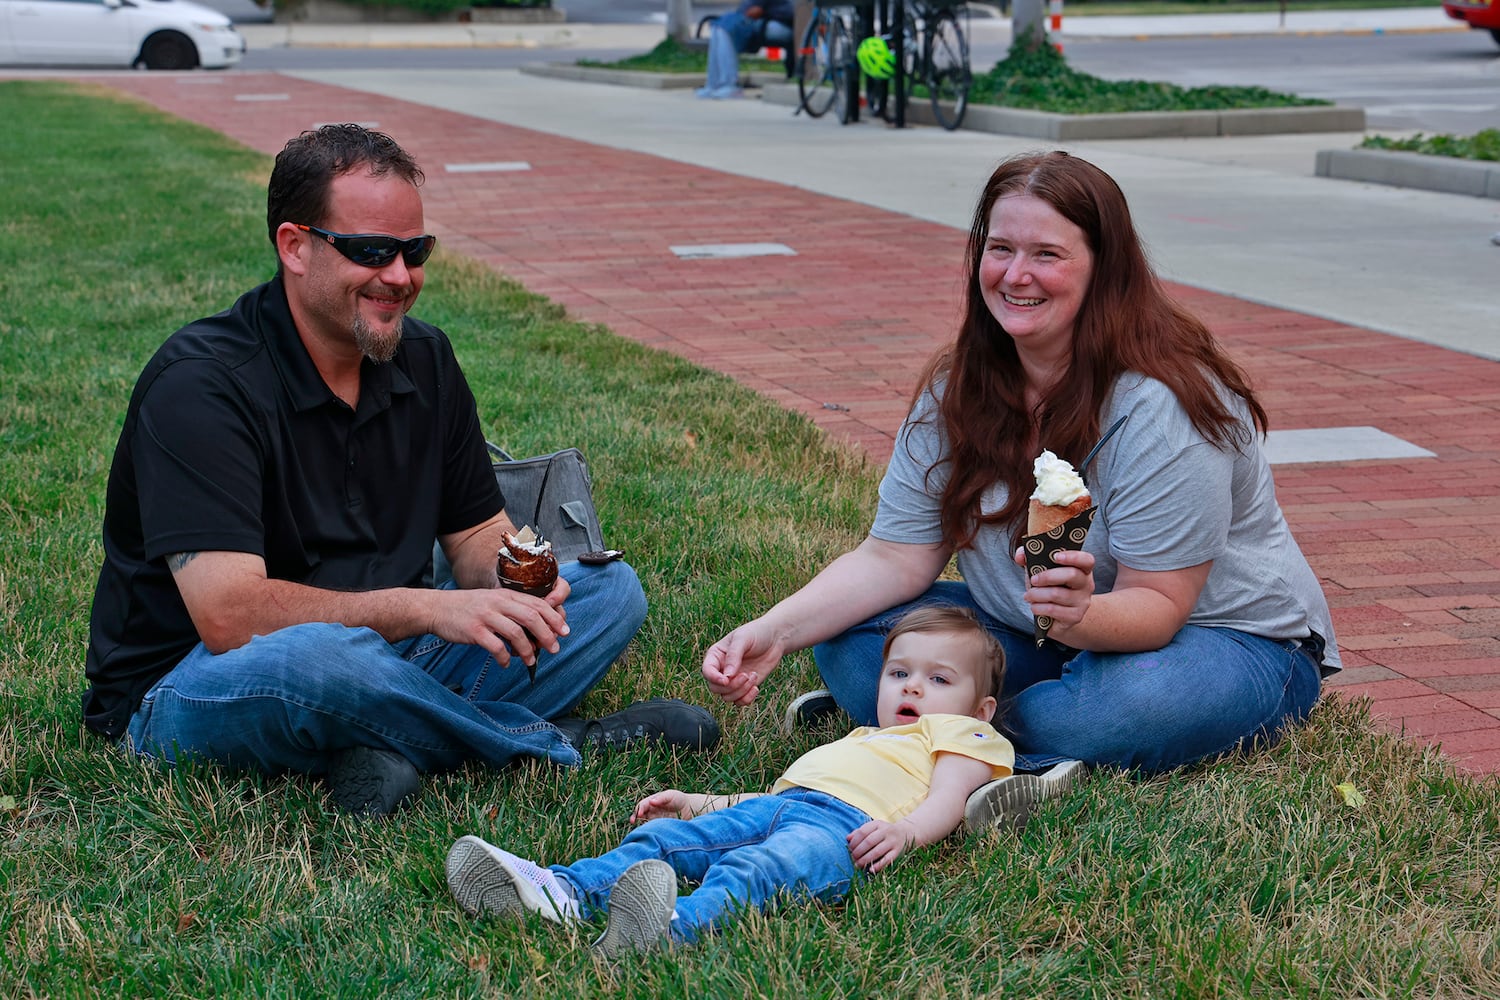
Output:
[
  {"xmin": 445, "ymin": 835, "xmax": 580, "ymax": 924},
  {"xmin": 963, "ymin": 760, "xmax": 1085, "ymax": 834},
  {"xmin": 591, "ymin": 859, "xmax": 677, "ymax": 958},
  {"xmin": 782, "ymin": 689, "xmax": 844, "ymax": 734}
]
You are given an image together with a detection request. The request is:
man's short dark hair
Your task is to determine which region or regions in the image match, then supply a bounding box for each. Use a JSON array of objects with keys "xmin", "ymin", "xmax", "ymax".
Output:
[{"xmin": 266, "ymin": 124, "xmax": 425, "ymax": 244}]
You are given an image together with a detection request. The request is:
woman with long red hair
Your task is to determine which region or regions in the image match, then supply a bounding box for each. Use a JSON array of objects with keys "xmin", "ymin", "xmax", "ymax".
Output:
[{"xmin": 703, "ymin": 151, "xmax": 1337, "ymax": 810}]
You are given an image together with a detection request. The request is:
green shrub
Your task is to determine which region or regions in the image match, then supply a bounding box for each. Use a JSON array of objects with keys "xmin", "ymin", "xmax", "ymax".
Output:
[
  {"xmin": 1361, "ymin": 128, "xmax": 1500, "ymax": 162},
  {"xmin": 969, "ymin": 28, "xmax": 1326, "ymax": 112}
]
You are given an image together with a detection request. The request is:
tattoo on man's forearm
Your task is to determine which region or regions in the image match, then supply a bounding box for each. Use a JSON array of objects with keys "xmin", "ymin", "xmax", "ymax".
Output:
[{"xmin": 168, "ymin": 552, "xmax": 200, "ymax": 572}]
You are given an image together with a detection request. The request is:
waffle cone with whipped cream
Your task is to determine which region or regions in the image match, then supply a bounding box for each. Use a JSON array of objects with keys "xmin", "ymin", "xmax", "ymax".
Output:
[
  {"xmin": 1028, "ymin": 494, "xmax": 1093, "ymax": 536},
  {"xmin": 496, "ymin": 526, "xmax": 559, "ymax": 598},
  {"xmin": 1026, "ymin": 450, "xmax": 1093, "ymax": 536},
  {"xmin": 1023, "ymin": 450, "xmax": 1097, "ymax": 647}
]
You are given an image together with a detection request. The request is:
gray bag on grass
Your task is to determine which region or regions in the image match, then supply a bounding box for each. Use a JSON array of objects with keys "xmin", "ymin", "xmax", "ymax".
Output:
[
  {"xmin": 429, "ymin": 443, "xmax": 606, "ymax": 585},
  {"xmin": 485, "ymin": 443, "xmax": 605, "ymax": 565}
]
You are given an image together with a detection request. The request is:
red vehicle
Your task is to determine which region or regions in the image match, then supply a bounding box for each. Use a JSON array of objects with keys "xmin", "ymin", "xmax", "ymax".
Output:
[{"xmin": 1443, "ymin": 0, "xmax": 1500, "ymax": 47}]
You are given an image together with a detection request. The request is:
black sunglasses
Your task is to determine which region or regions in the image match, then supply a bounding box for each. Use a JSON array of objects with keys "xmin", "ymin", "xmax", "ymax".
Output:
[{"xmin": 295, "ymin": 224, "xmax": 437, "ymax": 269}]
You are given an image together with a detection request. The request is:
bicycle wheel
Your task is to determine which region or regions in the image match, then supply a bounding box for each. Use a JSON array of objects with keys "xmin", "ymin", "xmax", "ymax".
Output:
[
  {"xmin": 797, "ymin": 12, "xmax": 851, "ymax": 119},
  {"xmin": 924, "ymin": 8, "xmax": 970, "ymax": 131}
]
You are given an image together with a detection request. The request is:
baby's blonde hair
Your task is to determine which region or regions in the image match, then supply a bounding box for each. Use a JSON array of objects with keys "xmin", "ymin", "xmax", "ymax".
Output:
[{"xmin": 880, "ymin": 605, "xmax": 1006, "ymax": 700}]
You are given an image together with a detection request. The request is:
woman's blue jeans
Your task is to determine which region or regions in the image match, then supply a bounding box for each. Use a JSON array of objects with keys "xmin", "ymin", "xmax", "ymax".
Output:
[
  {"xmin": 555, "ymin": 789, "xmax": 867, "ymax": 944},
  {"xmin": 814, "ymin": 582, "xmax": 1323, "ymax": 775},
  {"xmin": 121, "ymin": 560, "xmax": 647, "ymax": 775}
]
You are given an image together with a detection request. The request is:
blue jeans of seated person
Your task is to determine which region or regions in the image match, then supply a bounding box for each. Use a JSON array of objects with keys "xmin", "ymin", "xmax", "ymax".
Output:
[
  {"xmin": 813, "ymin": 581, "xmax": 1323, "ymax": 775},
  {"xmin": 121, "ymin": 559, "xmax": 647, "ymax": 775},
  {"xmin": 698, "ymin": 14, "xmax": 794, "ymax": 99},
  {"xmin": 554, "ymin": 788, "xmax": 867, "ymax": 944}
]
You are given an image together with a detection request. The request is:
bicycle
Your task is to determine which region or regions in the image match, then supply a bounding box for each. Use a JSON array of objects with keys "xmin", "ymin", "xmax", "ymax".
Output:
[
  {"xmin": 795, "ymin": 2, "xmax": 855, "ymax": 119},
  {"xmin": 917, "ymin": 0, "xmax": 971, "ymax": 131},
  {"xmin": 798, "ymin": 0, "xmax": 970, "ymax": 130},
  {"xmin": 853, "ymin": 0, "xmax": 972, "ymax": 131}
]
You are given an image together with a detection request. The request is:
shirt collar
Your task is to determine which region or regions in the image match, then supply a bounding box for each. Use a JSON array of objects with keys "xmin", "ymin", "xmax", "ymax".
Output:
[{"xmin": 256, "ymin": 277, "xmax": 416, "ymax": 416}]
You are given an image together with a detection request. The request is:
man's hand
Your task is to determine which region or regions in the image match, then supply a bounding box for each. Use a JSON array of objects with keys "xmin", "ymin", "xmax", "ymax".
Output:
[
  {"xmin": 847, "ymin": 818, "xmax": 917, "ymax": 873},
  {"xmin": 168, "ymin": 549, "xmax": 569, "ymax": 668},
  {"xmin": 426, "ymin": 582, "xmax": 570, "ymax": 668}
]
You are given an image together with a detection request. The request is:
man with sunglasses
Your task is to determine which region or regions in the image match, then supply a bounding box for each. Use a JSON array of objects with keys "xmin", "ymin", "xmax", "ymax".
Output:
[{"xmin": 83, "ymin": 125, "xmax": 718, "ymax": 816}]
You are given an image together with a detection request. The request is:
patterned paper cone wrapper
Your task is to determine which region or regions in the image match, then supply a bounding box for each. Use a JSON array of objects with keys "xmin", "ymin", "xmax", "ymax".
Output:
[{"xmin": 1023, "ymin": 505, "xmax": 1098, "ymax": 647}]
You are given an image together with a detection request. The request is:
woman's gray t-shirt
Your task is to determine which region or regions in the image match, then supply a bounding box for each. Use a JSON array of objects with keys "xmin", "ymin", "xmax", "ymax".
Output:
[{"xmin": 872, "ymin": 374, "xmax": 1340, "ymax": 673}]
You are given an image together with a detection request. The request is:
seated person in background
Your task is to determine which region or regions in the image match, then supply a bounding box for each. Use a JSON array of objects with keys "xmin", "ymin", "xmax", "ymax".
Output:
[
  {"xmin": 445, "ymin": 605, "xmax": 1017, "ymax": 957},
  {"xmin": 697, "ymin": 0, "xmax": 797, "ymax": 100},
  {"xmin": 82, "ymin": 124, "xmax": 718, "ymax": 818}
]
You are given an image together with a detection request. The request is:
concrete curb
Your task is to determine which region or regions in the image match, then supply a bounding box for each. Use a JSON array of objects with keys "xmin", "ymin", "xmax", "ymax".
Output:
[
  {"xmin": 760, "ymin": 82, "xmax": 1365, "ymax": 139},
  {"xmin": 1316, "ymin": 148, "xmax": 1500, "ymax": 199}
]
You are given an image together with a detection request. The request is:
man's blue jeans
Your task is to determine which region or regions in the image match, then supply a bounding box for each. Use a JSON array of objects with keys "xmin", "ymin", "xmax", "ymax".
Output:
[
  {"xmin": 122, "ymin": 560, "xmax": 647, "ymax": 775},
  {"xmin": 813, "ymin": 582, "xmax": 1323, "ymax": 775},
  {"xmin": 554, "ymin": 788, "xmax": 868, "ymax": 944},
  {"xmin": 698, "ymin": 14, "xmax": 794, "ymax": 98}
]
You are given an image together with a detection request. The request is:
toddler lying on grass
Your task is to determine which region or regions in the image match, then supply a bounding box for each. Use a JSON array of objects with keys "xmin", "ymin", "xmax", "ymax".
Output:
[{"xmin": 447, "ymin": 605, "xmax": 1024, "ymax": 956}]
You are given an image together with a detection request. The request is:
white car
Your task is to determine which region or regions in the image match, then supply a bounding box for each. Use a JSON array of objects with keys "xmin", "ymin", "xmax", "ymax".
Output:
[{"xmin": 0, "ymin": 0, "xmax": 246, "ymax": 69}]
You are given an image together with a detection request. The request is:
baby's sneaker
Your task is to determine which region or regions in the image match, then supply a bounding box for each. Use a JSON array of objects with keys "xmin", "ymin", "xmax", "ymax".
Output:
[
  {"xmin": 591, "ymin": 859, "xmax": 677, "ymax": 958},
  {"xmin": 445, "ymin": 835, "xmax": 580, "ymax": 924}
]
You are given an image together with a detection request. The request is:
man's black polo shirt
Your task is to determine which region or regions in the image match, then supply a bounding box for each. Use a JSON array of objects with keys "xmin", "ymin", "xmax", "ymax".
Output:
[{"xmin": 83, "ymin": 278, "xmax": 504, "ymax": 741}]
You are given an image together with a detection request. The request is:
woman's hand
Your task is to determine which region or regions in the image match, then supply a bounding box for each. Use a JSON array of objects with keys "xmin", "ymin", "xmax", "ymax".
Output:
[
  {"xmin": 1015, "ymin": 545, "xmax": 1096, "ymax": 631},
  {"xmin": 701, "ymin": 619, "xmax": 786, "ymax": 707},
  {"xmin": 1015, "ymin": 547, "xmax": 1214, "ymax": 651},
  {"xmin": 701, "ymin": 537, "xmax": 953, "ymax": 707}
]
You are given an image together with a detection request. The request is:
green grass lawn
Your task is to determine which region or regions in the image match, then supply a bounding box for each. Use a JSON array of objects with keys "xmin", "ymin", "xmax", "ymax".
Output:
[{"xmin": 2, "ymin": 80, "xmax": 1498, "ymax": 999}]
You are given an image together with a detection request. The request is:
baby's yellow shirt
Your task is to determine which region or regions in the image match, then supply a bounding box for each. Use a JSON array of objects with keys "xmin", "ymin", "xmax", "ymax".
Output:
[{"xmin": 771, "ymin": 714, "xmax": 1014, "ymax": 823}]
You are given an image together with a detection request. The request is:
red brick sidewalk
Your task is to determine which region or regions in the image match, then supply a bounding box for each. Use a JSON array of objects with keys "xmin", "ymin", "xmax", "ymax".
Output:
[{"xmin": 97, "ymin": 72, "xmax": 1500, "ymax": 774}]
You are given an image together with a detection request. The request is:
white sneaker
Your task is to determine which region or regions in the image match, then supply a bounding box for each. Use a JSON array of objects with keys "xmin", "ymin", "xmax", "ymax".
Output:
[
  {"xmin": 963, "ymin": 760, "xmax": 1085, "ymax": 834},
  {"xmin": 445, "ymin": 835, "xmax": 580, "ymax": 924},
  {"xmin": 591, "ymin": 859, "xmax": 677, "ymax": 958}
]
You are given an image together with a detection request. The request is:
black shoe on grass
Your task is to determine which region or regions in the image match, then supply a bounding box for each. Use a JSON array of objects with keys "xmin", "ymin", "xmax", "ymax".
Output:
[
  {"xmin": 555, "ymin": 698, "xmax": 720, "ymax": 754},
  {"xmin": 782, "ymin": 688, "xmax": 844, "ymax": 734},
  {"xmin": 326, "ymin": 745, "xmax": 420, "ymax": 817}
]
